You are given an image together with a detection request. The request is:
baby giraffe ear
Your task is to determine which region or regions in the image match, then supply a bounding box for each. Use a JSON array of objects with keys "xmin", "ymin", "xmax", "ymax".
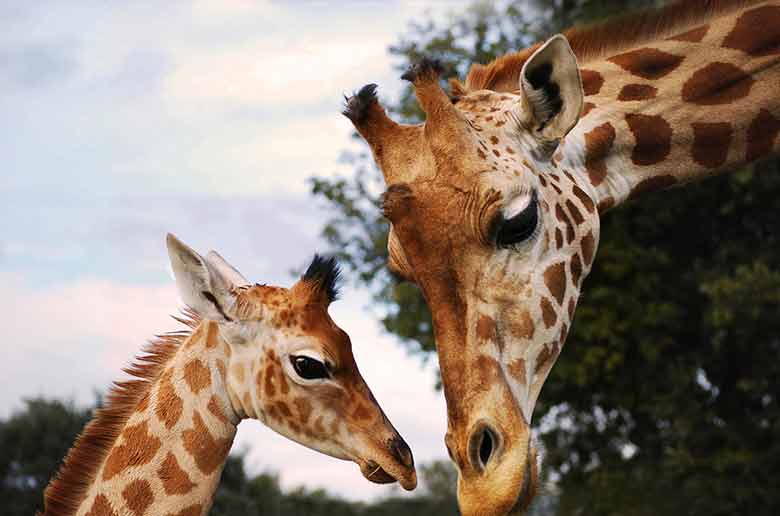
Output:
[
  {"xmin": 519, "ymin": 34, "xmax": 583, "ymax": 147},
  {"xmin": 166, "ymin": 233, "xmax": 237, "ymax": 322},
  {"xmin": 206, "ymin": 250, "xmax": 250, "ymax": 288}
]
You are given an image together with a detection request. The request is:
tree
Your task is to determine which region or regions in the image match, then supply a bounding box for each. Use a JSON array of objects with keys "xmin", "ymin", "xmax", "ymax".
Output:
[
  {"xmin": 0, "ymin": 398, "xmax": 93, "ymax": 515},
  {"xmin": 309, "ymin": 1, "xmax": 780, "ymax": 514}
]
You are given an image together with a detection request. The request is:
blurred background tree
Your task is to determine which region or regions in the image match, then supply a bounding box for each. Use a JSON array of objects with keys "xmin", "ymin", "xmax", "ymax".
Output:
[{"xmin": 309, "ymin": 0, "xmax": 780, "ymax": 515}]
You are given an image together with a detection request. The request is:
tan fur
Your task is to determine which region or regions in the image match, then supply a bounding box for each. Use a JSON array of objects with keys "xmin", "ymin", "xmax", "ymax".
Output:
[
  {"xmin": 42, "ymin": 314, "xmax": 197, "ymax": 516},
  {"xmin": 345, "ymin": 1, "xmax": 779, "ymax": 514},
  {"xmin": 42, "ymin": 257, "xmax": 418, "ymax": 515},
  {"xmin": 463, "ymin": 0, "xmax": 753, "ymax": 93}
]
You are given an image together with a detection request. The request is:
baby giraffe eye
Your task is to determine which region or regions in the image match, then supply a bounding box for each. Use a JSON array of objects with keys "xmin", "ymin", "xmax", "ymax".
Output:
[
  {"xmin": 290, "ymin": 355, "xmax": 330, "ymax": 380},
  {"xmin": 495, "ymin": 191, "xmax": 539, "ymax": 248}
]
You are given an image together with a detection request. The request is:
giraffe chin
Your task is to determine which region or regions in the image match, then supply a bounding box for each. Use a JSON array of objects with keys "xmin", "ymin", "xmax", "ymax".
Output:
[{"xmin": 359, "ymin": 460, "xmax": 417, "ymax": 491}]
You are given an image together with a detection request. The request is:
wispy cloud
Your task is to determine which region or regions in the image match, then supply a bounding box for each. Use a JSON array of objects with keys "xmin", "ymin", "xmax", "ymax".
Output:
[{"xmin": 0, "ymin": 0, "xmax": 469, "ymax": 500}]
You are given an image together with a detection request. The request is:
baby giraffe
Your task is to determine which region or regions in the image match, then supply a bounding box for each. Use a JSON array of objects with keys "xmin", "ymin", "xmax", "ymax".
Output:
[{"xmin": 42, "ymin": 234, "xmax": 416, "ymax": 516}]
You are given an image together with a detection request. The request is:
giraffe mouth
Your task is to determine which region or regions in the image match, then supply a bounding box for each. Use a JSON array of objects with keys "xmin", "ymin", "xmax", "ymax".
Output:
[
  {"xmin": 360, "ymin": 460, "xmax": 397, "ymax": 484},
  {"xmin": 359, "ymin": 460, "xmax": 416, "ymax": 490}
]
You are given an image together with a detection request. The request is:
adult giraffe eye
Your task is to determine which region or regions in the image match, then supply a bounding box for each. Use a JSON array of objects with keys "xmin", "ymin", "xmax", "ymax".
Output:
[
  {"xmin": 495, "ymin": 191, "xmax": 539, "ymax": 248},
  {"xmin": 290, "ymin": 355, "xmax": 330, "ymax": 380}
]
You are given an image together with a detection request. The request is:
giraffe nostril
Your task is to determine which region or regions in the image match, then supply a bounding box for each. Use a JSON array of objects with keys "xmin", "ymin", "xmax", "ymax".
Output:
[
  {"xmin": 479, "ymin": 429, "xmax": 494, "ymax": 465},
  {"xmin": 389, "ymin": 435, "xmax": 414, "ymax": 468},
  {"xmin": 469, "ymin": 423, "xmax": 500, "ymax": 471}
]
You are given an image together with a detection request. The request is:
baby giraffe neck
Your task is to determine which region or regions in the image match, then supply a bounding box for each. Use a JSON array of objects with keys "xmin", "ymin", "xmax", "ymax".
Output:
[{"xmin": 75, "ymin": 320, "xmax": 239, "ymax": 516}]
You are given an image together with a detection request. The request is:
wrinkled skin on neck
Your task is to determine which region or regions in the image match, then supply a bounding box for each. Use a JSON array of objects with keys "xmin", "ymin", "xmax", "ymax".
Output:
[{"xmin": 346, "ymin": 38, "xmax": 598, "ymax": 514}]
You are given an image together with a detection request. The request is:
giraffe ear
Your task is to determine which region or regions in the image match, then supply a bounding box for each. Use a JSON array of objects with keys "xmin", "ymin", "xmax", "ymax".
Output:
[
  {"xmin": 519, "ymin": 34, "xmax": 583, "ymax": 146},
  {"xmin": 166, "ymin": 233, "xmax": 236, "ymax": 321},
  {"xmin": 206, "ymin": 250, "xmax": 250, "ymax": 287}
]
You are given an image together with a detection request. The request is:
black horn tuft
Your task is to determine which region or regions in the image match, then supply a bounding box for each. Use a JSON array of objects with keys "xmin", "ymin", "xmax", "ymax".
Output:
[{"xmin": 303, "ymin": 254, "xmax": 342, "ymax": 302}]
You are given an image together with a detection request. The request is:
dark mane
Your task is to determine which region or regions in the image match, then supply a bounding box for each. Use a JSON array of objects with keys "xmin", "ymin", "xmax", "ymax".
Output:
[
  {"xmin": 463, "ymin": 0, "xmax": 752, "ymax": 93},
  {"xmin": 41, "ymin": 311, "xmax": 200, "ymax": 516}
]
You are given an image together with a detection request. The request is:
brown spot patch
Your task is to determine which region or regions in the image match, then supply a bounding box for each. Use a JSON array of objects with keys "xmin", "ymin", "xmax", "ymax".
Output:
[
  {"xmin": 205, "ymin": 320, "xmax": 219, "ymax": 348},
  {"xmin": 682, "ymin": 62, "xmax": 754, "ymax": 105},
  {"xmin": 86, "ymin": 495, "xmax": 117, "ymax": 516},
  {"xmin": 208, "ymin": 395, "xmax": 229, "ymax": 424},
  {"xmin": 722, "ymin": 6, "xmax": 780, "ymax": 56},
  {"xmin": 544, "ymin": 262, "xmax": 567, "ymax": 305},
  {"xmin": 597, "ymin": 196, "xmax": 615, "ymax": 212},
  {"xmin": 264, "ymin": 365, "xmax": 276, "ymax": 398},
  {"xmin": 102, "ymin": 421, "xmax": 161, "ymax": 480},
  {"xmin": 555, "ymin": 204, "xmax": 576, "ymax": 245},
  {"xmin": 565, "ymin": 200, "xmax": 584, "ymax": 225},
  {"xmin": 167, "ymin": 505, "xmax": 202, "ymax": 516},
  {"xmin": 540, "ymin": 297, "xmax": 557, "ymax": 329},
  {"xmin": 572, "ymin": 185, "xmax": 595, "ymax": 213},
  {"xmin": 275, "ymin": 401, "xmax": 293, "ymax": 418},
  {"xmin": 122, "ymin": 479, "xmax": 154, "ymax": 516},
  {"xmin": 490, "ymin": 135, "xmax": 499, "ymax": 144},
  {"xmin": 570, "ymin": 253, "xmax": 583, "ymax": 286},
  {"xmin": 534, "ymin": 343, "xmax": 560, "ymax": 375},
  {"xmin": 352, "ymin": 403, "xmax": 373, "ymax": 421},
  {"xmin": 508, "ymin": 308, "xmax": 535, "ymax": 340},
  {"xmin": 692, "ymin": 122, "xmax": 732, "ymax": 168},
  {"xmin": 136, "ymin": 392, "xmax": 150, "ymax": 413},
  {"xmin": 158, "ymin": 452, "xmax": 196, "ymax": 495},
  {"xmin": 626, "ymin": 114, "xmax": 672, "ymax": 166},
  {"xmin": 156, "ymin": 368, "xmax": 183, "ymax": 430},
  {"xmin": 580, "ymin": 69, "xmax": 604, "ymax": 96},
  {"xmin": 629, "ymin": 175, "xmax": 677, "ymax": 200},
  {"xmin": 618, "ymin": 83, "xmax": 657, "ymax": 101},
  {"xmin": 555, "ymin": 228, "xmax": 563, "ymax": 249},
  {"xmin": 184, "ymin": 359, "xmax": 211, "ymax": 394},
  {"xmin": 294, "ymin": 397, "xmax": 313, "ymax": 424},
  {"xmin": 581, "ymin": 231, "xmax": 596, "ymax": 266},
  {"xmin": 668, "ymin": 25, "xmax": 708, "ymax": 43},
  {"xmin": 584, "ymin": 122, "xmax": 616, "ymax": 186},
  {"xmin": 508, "ymin": 358, "xmax": 527, "ymax": 386},
  {"xmin": 608, "ymin": 47, "xmax": 683, "ymax": 80},
  {"xmin": 581, "ymin": 102, "xmax": 596, "ymax": 118},
  {"xmin": 182, "ymin": 411, "xmax": 232, "ymax": 475},
  {"xmin": 559, "ymin": 324, "xmax": 569, "ymax": 345},
  {"xmin": 278, "ymin": 368, "xmax": 290, "ymax": 395},
  {"xmin": 746, "ymin": 109, "xmax": 780, "ymax": 161},
  {"xmin": 476, "ymin": 314, "xmax": 497, "ymax": 342}
]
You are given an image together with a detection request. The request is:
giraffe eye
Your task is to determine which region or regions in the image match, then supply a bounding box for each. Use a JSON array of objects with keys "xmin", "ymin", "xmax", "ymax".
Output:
[
  {"xmin": 290, "ymin": 355, "xmax": 330, "ymax": 380},
  {"xmin": 495, "ymin": 191, "xmax": 539, "ymax": 248}
]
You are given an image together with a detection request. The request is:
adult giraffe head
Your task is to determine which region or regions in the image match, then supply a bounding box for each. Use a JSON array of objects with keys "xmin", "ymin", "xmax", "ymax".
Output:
[{"xmin": 344, "ymin": 1, "xmax": 780, "ymax": 512}]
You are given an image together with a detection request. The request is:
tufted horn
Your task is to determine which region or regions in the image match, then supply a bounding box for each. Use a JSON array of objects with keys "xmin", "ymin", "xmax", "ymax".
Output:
[{"xmin": 343, "ymin": 84, "xmax": 425, "ymax": 184}]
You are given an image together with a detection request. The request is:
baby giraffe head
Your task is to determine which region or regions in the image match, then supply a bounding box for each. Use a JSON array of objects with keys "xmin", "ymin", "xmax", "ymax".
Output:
[
  {"xmin": 345, "ymin": 36, "xmax": 594, "ymax": 513},
  {"xmin": 166, "ymin": 234, "xmax": 417, "ymax": 490}
]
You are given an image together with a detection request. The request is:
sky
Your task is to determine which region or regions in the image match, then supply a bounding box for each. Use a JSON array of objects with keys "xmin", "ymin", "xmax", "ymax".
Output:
[{"xmin": 0, "ymin": 0, "xmax": 471, "ymax": 502}]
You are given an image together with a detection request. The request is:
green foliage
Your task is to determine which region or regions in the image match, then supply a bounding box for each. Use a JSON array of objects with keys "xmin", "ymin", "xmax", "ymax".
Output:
[
  {"xmin": 0, "ymin": 398, "xmax": 93, "ymax": 515},
  {"xmin": 308, "ymin": 1, "xmax": 780, "ymax": 514}
]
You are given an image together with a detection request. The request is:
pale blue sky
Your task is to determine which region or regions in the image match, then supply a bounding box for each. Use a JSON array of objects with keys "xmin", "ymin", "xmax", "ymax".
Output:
[{"xmin": 0, "ymin": 0, "xmax": 476, "ymax": 501}]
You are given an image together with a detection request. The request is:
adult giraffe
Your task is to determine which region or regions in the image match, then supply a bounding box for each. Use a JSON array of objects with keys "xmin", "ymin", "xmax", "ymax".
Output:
[
  {"xmin": 344, "ymin": 1, "xmax": 779, "ymax": 513},
  {"xmin": 42, "ymin": 234, "xmax": 416, "ymax": 516}
]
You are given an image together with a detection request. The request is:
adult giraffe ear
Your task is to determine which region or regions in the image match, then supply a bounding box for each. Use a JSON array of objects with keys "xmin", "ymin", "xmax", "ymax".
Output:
[
  {"xmin": 519, "ymin": 34, "xmax": 583, "ymax": 146},
  {"xmin": 166, "ymin": 233, "xmax": 237, "ymax": 322}
]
